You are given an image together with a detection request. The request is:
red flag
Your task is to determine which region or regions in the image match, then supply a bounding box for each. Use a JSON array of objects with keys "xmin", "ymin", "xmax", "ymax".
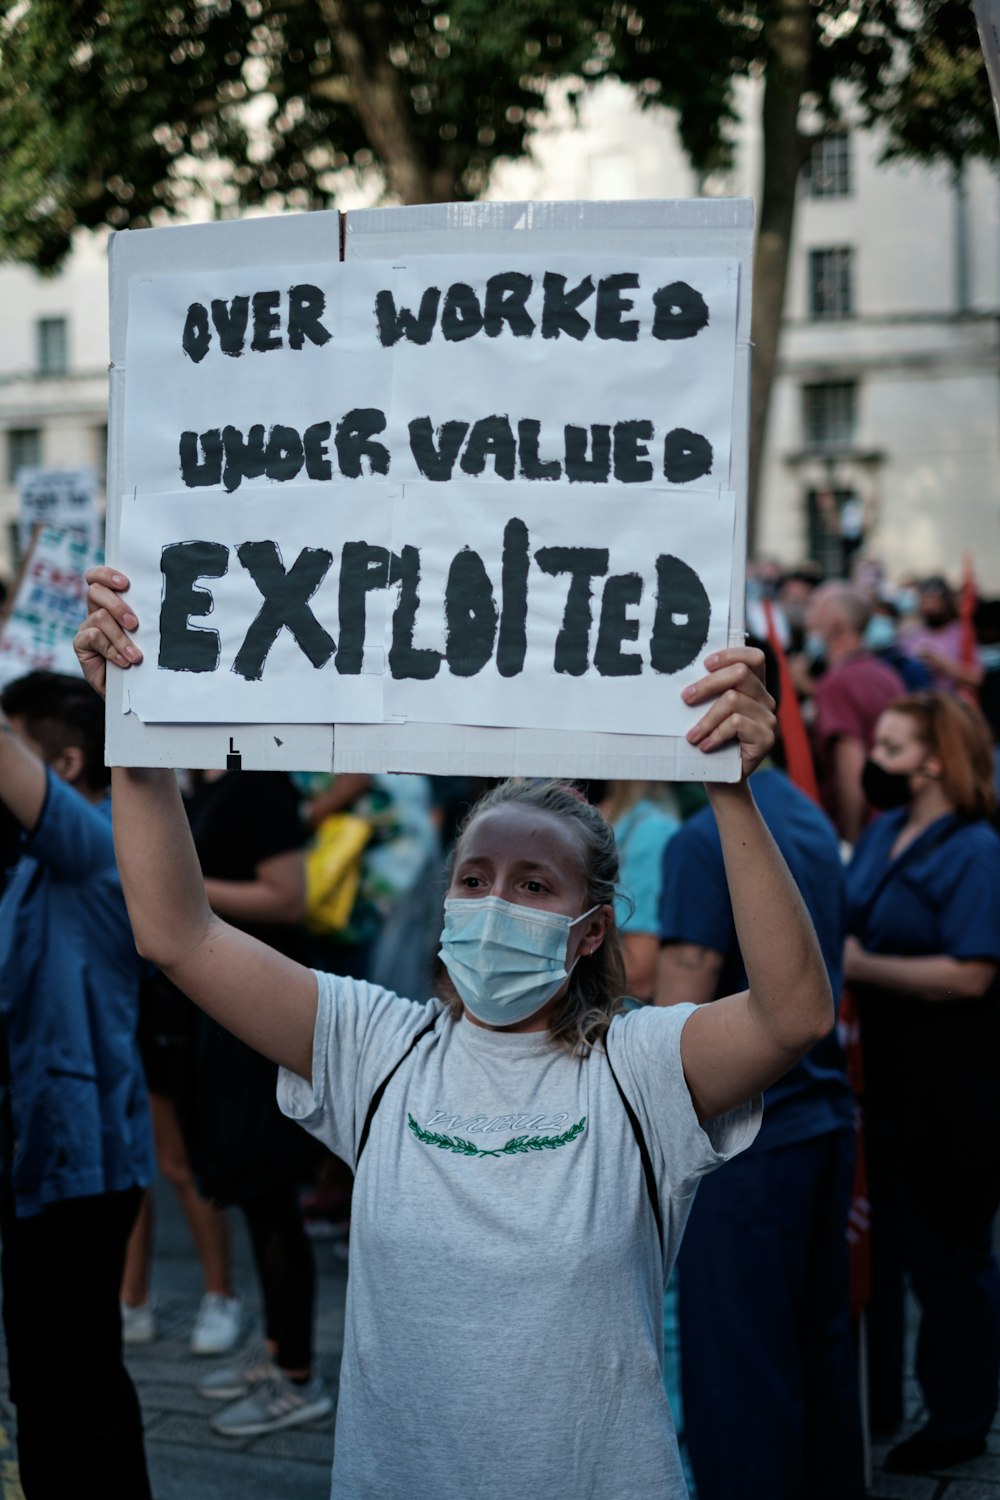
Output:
[{"xmin": 761, "ymin": 599, "xmax": 822, "ymax": 806}]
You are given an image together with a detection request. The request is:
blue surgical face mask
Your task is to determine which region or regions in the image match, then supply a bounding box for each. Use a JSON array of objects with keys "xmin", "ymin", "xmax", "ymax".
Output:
[
  {"xmin": 979, "ymin": 643, "xmax": 1000, "ymax": 671},
  {"xmin": 438, "ymin": 895, "xmax": 600, "ymax": 1027},
  {"xmin": 804, "ymin": 630, "xmax": 827, "ymax": 665},
  {"xmin": 864, "ymin": 614, "xmax": 897, "ymax": 653}
]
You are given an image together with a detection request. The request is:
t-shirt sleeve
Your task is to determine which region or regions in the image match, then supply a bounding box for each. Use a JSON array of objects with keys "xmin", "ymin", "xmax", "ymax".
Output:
[
  {"xmin": 24, "ymin": 771, "xmax": 116, "ymax": 880},
  {"xmin": 814, "ymin": 673, "xmax": 865, "ymax": 749},
  {"xmin": 618, "ymin": 813, "xmax": 679, "ymax": 934},
  {"xmin": 277, "ymin": 970, "xmax": 439, "ymax": 1168},
  {"xmin": 658, "ymin": 817, "xmax": 733, "ymax": 954},
  {"xmin": 938, "ymin": 830, "xmax": 1000, "ymax": 962},
  {"xmin": 606, "ymin": 1004, "xmax": 761, "ymax": 1212}
]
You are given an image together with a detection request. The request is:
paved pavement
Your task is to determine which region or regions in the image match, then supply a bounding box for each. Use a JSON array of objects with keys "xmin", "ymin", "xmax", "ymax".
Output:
[
  {"xmin": 0, "ymin": 1175, "xmax": 996, "ymax": 1497},
  {"xmin": 0, "ymin": 1175, "xmax": 346, "ymax": 1500}
]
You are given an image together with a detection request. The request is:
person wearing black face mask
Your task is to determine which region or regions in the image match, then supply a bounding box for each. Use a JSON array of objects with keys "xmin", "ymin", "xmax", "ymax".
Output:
[{"xmin": 844, "ymin": 693, "xmax": 1000, "ymax": 1476}]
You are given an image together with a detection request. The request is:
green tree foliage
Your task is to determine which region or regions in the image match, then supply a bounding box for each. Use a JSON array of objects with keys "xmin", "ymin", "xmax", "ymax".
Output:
[
  {"xmin": 1, "ymin": 2, "xmax": 994, "ymax": 545},
  {"xmin": 543, "ymin": 1, "xmax": 996, "ymax": 544},
  {"xmin": 0, "ymin": 0, "xmax": 576, "ymax": 269}
]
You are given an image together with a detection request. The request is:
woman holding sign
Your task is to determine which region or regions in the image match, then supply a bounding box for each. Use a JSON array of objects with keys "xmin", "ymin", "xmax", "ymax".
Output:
[{"xmin": 76, "ymin": 567, "xmax": 832, "ymax": 1500}]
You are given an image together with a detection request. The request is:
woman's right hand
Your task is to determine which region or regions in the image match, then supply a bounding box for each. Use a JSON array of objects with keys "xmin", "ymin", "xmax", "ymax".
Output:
[{"xmin": 74, "ymin": 566, "xmax": 143, "ymax": 699}]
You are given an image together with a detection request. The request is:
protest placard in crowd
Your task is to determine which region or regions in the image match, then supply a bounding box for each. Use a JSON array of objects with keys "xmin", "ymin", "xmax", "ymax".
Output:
[
  {"xmin": 0, "ymin": 526, "xmax": 103, "ymax": 689},
  {"xmin": 107, "ymin": 200, "xmax": 753, "ymax": 774},
  {"xmin": 17, "ymin": 467, "xmax": 100, "ymax": 560}
]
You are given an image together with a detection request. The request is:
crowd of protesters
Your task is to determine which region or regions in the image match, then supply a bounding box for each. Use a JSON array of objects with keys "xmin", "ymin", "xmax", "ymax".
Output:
[{"xmin": 0, "ymin": 554, "xmax": 996, "ymax": 1497}]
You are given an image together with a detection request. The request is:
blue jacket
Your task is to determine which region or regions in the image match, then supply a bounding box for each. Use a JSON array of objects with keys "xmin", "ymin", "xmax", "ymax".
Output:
[{"xmin": 0, "ymin": 771, "xmax": 154, "ymax": 1217}]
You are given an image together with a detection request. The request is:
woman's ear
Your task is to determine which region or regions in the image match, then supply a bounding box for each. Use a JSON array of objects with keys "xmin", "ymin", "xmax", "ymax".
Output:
[
  {"xmin": 49, "ymin": 744, "xmax": 85, "ymax": 787},
  {"xmin": 581, "ymin": 904, "xmax": 612, "ymax": 956}
]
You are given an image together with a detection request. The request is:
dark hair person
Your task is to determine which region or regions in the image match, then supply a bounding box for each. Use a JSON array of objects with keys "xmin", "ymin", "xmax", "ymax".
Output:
[
  {"xmin": 76, "ymin": 567, "xmax": 833, "ymax": 1500},
  {"xmin": 845, "ymin": 692, "xmax": 1000, "ymax": 1475}
]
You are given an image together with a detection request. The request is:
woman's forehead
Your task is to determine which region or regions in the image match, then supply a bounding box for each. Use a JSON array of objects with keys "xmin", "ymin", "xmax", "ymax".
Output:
[{"xmin": 457, "ymin": 803, "xmax": 586, "ymax": 871}]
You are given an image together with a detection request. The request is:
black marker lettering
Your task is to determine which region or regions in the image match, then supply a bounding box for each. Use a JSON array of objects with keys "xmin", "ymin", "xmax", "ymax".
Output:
[
  {"xmin": 613, "ymin": 420, "xmax": 654, "ymax": 483},
  {"xmin": 460, "ymin": 416, "xmax": 516, "ymax": 480},
  {"xmin": 182, "ymin": 303, "xmax": 210, "ymax": 363},
  {"xmin": 179, "ymin": 429, "xmax": 223, "ymax": 488},
  {"xmin": 541, "ymin": 273, "xmax": 595, "ymax": 340},
  {"xmin": 663, "ymin": 428, "xmax": 713, "ymax": 484},
  {"xmin": 534, "ymin": 546, "xmax": 609, "ymax": 675},
  {"xmin": 652, "ymin": 281, "xmax": 710, "ymax": 340},
  {"xmin": 212, "ymin": 295, "xmax": 250, "ymax": 356},
  {"xmin": 251, "ymin": 290, "xmax": 282, "ymax": 352},
  {"xmin": 484, "ymin": 272, "xmax": 535, "ymax": 337},
  {"xmin": 375, "ymin": 287, "xmax": 441, "ymax": 347},
  {"xmin": 158, "ymin": 541, "xmax": 229, "ymax": 672},
  {"xmin": 650, "ymin": 555, "xmax": 711, "ymax": 674},
  {"xmin": 233, "ymin": 541, "xmax": 335, "ymax": 682},
  {"xmin": 265, "ymin": 424, "xmax": 305, "ymax": 482},
  {"xmin": 409, "ymin": 418, "xmax": 470, "ymax": 481},
  {"xmin": 336, "ymin": 542, "xmax": 391, "ymax": 675},
  {"xmin": 518, "ymin": 420, "xmax": 561, "ymax": 481},
  {"xmin": 222, "ymin": 424, "xmax": 268, "ymax": 491},
  {"xmin": 497, "ymin": 518, "xmax": 530, "ymax": 677},
  {"xmin": 445, "ymin": 548, "xmax": 499, "ymax": 676},
  {"xmin": 595, "ymin": 573, "xmax": 643, "ymax": 676},
  {"xmin": 389, "ymin": 545, "xmax": 442, "ymax": 680},
  {"xmin": 595, "ymin": 274, "xmax": 640, "ymax": 341},
  {"xmin": 564, "ymin": 424, "xmax": 612, "ymax": 483},
  {"xmin": 304, "ymin": 421, "xmax": 333, "ymax": 481},
  {"xmin": 441, "ymin": 283, "xmax": 484, "ymax": 342},
  {"xmin": 287, "ymin": 284, "xmax": 331, "ymax": 349},
  {"xmin": 335, "ymin": 408, "xmax": 390, "ymax": 478}
]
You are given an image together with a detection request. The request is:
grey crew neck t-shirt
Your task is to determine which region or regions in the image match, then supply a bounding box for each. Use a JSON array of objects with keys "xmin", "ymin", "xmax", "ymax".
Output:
[{"xmin": 278, "ymin": 973, "xmax": 760, "ymax": 1500}]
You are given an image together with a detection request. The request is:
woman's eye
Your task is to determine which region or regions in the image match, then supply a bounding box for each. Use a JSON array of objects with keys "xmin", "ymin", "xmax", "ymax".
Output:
[
  {"xmin": 523, "ymin": 880, "xmax": 545, "ymax": 894},
  {"xmin": 460, "ymin": 875, "xmax": 483, "ymax": 888}
]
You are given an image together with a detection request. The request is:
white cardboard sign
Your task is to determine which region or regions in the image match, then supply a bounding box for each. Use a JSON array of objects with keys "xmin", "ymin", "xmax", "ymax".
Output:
[{"xmin": 119, "ymin": 251, "xmax": 739, "ymax": 738}]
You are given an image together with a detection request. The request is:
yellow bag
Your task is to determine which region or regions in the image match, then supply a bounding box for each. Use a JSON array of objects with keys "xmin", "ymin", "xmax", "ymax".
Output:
[{"xmin": 305, "ymin": 812, "xmax": 372, "ymax": 936}]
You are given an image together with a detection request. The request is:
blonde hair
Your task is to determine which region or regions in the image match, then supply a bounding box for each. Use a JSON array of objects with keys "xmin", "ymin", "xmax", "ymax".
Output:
[{"xmin": 441, "ymin": 779, "xmax": 627, "ymax": 1053}]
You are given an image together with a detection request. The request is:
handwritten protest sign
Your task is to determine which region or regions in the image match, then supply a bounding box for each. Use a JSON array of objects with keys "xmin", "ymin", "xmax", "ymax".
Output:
[
  {"xmin": 17, "ymin": 467, "xmax": 100, "ymax": 560},
  {"xmin": 118, "ymin": 251, "xmax": 740, "ymax": 736},
  {"xmin": 0, "ymin": 527, "xmax": 103, "ymax": 689}
]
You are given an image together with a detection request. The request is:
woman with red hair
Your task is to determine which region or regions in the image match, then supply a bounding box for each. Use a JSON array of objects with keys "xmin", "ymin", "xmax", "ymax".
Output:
[{"xmin": 845, "ymin": 693, "xmax": 1000, "ymax": 1474}]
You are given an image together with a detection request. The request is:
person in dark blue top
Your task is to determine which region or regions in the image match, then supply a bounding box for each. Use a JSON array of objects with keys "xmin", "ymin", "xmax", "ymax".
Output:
[
  {"xmin": 0, "ymin": 671, "xmax": 154, "ymax": 1499},
  {"xmin": 845, "ymin": 690, "xmax": 1000, "ymax": 1475},
  {"xmin": 657, "ymin": 642, "xmax": 862, "ymax": 1500}
]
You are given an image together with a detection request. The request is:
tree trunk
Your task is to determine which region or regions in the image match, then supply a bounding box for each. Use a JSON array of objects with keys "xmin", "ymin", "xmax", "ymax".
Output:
[
  {"xmin": 747, "ymin": 0, "xmax": 813, "ymax": 555},
  {"xmin": 318, "ymin": 0, "xmax": 449, "ymax": 204}
]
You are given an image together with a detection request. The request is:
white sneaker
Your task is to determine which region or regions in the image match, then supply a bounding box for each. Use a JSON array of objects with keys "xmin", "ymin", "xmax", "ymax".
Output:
[
  {"xmin": 211, "ymin": 1369, "xmax": 333, "ymax": 1437},
  {"xmin": 120, "ymin": 1297, "xmax": 157, "ymax": 1345},
  {"xmin": 198, "ymin": 1340, "xmax": 275, "ymax": 1401},
  {"xmin": 190, "ymin": 1292, "xmax": 243, "ymax": 1356}
]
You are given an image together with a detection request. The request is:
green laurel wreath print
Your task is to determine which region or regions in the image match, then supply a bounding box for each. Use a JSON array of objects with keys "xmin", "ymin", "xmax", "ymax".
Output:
[{"xmin": 407, "ymin": 1113, "xmax": 586, "ymax": 1159}]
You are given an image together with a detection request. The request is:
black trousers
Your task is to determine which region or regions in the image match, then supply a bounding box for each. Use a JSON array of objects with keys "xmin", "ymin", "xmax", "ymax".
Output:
[{"xmin": 0, "ymin": 1185, "xmax": 151, "ymax": 1499}]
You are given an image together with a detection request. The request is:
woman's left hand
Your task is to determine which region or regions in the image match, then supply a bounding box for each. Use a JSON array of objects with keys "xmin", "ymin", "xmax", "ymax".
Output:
[{"xmin": 683, "ymin": 645, "xmax": 776, "ymax": 781}]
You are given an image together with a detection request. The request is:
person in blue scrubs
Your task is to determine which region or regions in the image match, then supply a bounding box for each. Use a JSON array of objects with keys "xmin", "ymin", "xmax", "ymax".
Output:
[{"xmin": 845, "ymin": 691, "xmax": 1000, "ymax": 1475}]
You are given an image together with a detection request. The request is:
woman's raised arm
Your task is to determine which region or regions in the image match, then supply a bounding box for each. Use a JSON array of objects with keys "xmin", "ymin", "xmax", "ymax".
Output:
[
  {"xmin": 676, "ymin": 649, "xmax": 834, "ymax": 1121},
  {"xmin": 76, "ymin": 567, "xmax": 318, "ymax": 1080}
]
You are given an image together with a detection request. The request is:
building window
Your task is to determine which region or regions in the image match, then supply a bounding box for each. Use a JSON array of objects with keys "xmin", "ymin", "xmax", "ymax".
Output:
[
  {"xmin": 36, "ymin": 316, "xmax": 68, "ymax": 377},
  {"xmin": 807, "ymin": 487, "xmax": 865, "ymax": 579},
  {"xmin": 809, "ymin": 247, "xmax": 853, "ymax": 320},
  {"xmin": 806, "ymin": 132, "xmax": 851, "ymax": 198},
  {"xmin": 7, "ymin": 428, "xmax": 42, "ymax": 484},
  {"xmin": 803, "ymin": 381, "xmax": 857, "ymax": 448}
]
